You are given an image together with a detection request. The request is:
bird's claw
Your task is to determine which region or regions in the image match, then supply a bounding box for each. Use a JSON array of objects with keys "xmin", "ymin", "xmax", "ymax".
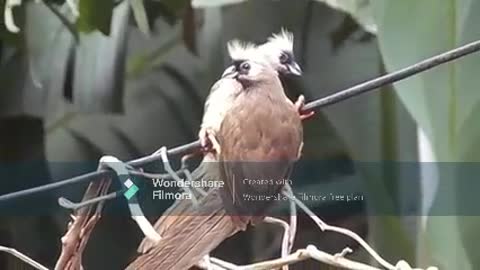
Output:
[
  {"xmin": 199, "ymin": 128, "xmax": 221, "ymax": 155},
  {"xmin": 294, "ymin": 95, "xmax": 315, "ymax": 121},
  {"xmin": 199, "ymin": 128, "xmax": 211, "ymax": 152}
]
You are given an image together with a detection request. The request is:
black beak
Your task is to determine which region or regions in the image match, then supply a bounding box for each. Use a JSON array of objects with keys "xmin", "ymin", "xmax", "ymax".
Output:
[
  {"xmin": 288, "ymin": 61, "xmax": 302, "ymax": 76},
  {"xmin": 221, "ymin": 65, "xmax": 238, "ymax": 78}
]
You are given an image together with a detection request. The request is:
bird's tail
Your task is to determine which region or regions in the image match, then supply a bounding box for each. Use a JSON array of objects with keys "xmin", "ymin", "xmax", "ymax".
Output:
[
  {"xmin": 137, "ymin": 158, "xmax": 218, "ymax": 253},
  {"xmin": 128, "ymin": 189, "xmax": 245, "ymax": 270}
]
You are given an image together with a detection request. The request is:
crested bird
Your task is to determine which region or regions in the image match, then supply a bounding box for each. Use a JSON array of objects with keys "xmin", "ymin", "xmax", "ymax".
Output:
[
  {"xmin": 128, "ymin": 59, "xmax": 304, "ymax": 269},
  {"xmin": 138, "ymin": 30, "xmax": 311, "ymax": 253}
]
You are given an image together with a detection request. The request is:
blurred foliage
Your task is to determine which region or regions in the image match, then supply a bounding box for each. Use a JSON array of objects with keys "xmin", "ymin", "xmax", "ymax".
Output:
[
  {"xmin": 0, "ymin": 0, "xmax": 191, "ymax": 117},
  {"xmin": 192, "ymin": 0, "xmax": 376, "ymax": 34},
  {"xmin": 72, "ymin": 1, "xmax": 130, "ymax": 113},
  {"xmin": 126, "ymin": 26, "xmax": 182, "ymax": 77},
  {"xmin": 372, "ymin": 1, "xmax": 480, "ymax": 269},
  {"xmin": 77, "ymin": 0, "xmax": 114, "ymax": 34},
  {"xmin": 313, "ymin": 0, "xmax": 376, "ymax": 34},
  {"xmin": 1, "ymin": 0, "xmax": 477, "ymax": 269},
  {"xmin": 129, "ymin": 0, "xmax": 150, "ymax": 36}
]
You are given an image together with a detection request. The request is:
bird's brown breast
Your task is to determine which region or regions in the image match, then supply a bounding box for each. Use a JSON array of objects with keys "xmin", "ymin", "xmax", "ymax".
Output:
[
  {"xmin": 217, "ymin": 82, "xmax": 303, "ymax": 219},
  {"xmin": 219, "ymin": 85, "xmax": 303, "ymax": 161}
]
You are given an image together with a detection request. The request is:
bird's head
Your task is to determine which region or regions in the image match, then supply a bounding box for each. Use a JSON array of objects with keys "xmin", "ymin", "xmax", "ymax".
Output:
[
  {"xmin": 222, "ymin": 40, "xmax": 257, "ymax": 79},
  {"xmin": 258, "ymin": 29, "xmax": 302, "ymax": 76},
  {"xmin": 222, "ymin": 59, "xmax": 276, "ymax": 87},
  {"xmin": 226, "ymin": 39, "xmax": 257, "ymax": 62}
]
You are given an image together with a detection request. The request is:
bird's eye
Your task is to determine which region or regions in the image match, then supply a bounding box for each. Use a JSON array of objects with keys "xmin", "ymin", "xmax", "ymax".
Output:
[
  {"xmin": 239, "ymin": 62, "xmax": 250, "ymax": 73},
  {"xmin": 279, "ymin": 52, "xmax": 291, "ymax": 64}
]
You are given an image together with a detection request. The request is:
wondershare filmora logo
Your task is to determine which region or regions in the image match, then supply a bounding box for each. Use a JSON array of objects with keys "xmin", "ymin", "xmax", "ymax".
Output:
[{"xmin": 123, "ymin": 178, "xmax": 139, "ymax": 200}]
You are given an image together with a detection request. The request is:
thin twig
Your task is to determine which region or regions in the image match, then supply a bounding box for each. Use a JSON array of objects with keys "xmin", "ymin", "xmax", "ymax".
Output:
[
  {"xmin": 197, "ymin": 254, "xmax": 232, "ymax": 270},
  {"xmin": 128, "ymin": 169, "xmax": 186, "ymax": 180},
  {"xmin": 284, "ymin": 184, "xmax": 297, "ymax": 253},
  {"xmin": 129, "ymin": 206, "xmax": 162, "ymax": 243},
  {"xmin": 181, "ymin": 153, "xmax": 208, "ymax": 197},
  {"xmin": 2, "ymin": 38, "xmax": 480, "ymax": 204},
  {"xmin": 204, "ymin": 246, "xmax": 437, "ymax": 270},
  {"xmin": 0, "ymin": 245, "xmax": 49, "ymax": 270},
  {"xmin": 156, "ymin": 146, "xmax": 200, "ymax": 205},
  {"xmin": 263, "ymin": 217, "xmax": 290, "ymax": 270},
  {"xmin": 283, "ymin": 192, "xmax": 437, "ymax": 269},
  {"xmin": 236, "ymin": 245, "xmax": 381, "ymax": 270},
  {"xmin": 58, "ymin": 191, "xmax": 120, "ymax": 210},
  {"xmin": 54, "ymin": 177, "xmax": 111, "ymax": 270},
  {"xmin": 98, "ymin": 156, "xmax": 161, "ymax": 243},
  {"xmin": 283, "ymin": 190, "xmax": 396, "ymax": 270},
  {"xmin": 209, "ymin": 257, "xmax": 239, "ymax": 269}
]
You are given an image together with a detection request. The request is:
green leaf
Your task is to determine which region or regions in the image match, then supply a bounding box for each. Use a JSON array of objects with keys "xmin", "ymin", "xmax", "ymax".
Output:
[
  {"xmin": 372, "ymin": 0, "xmax": 480, "ymax": 269},
  {"xmin": 66, "ymin": 127, "xmax": 105, "ymax": 159},
  {"xmin": 45, "ymin": 112, "xmax": 77, "ymax": 134},
  {"xmin": 0, "ymin": 1, "xmax": 62, "ymax": 117},
  {"xmin": 160, "ymin": 0, "xmax": 190, "ymax": 19},
  {"xmin": 0, "ymin": 49, "xmax": 32, "ymax": 116},
  {"xmin": 313, "ymin": 0, "xmax": 377, "ymax": 34},
  {"xmin": 73, "ymin": 0, "xmax": 130, "ymax": 113},
  {"xmin": 130, "ymin": 0, "xmax": 150, "ymax": 36},
  {"xmin": 77, "ymin": 0, "xmax": 114, "ymax": 34},
  {"xmin": 110, "ymin": 125, "xmax": 142, "ymax": 157},
  {"xmin": 24, "ymin": 1, "xmax": 75, "ymax": 96},
  {"xmin": 127, "ymin": 28, "xmax": 182, "ymax": 77}
]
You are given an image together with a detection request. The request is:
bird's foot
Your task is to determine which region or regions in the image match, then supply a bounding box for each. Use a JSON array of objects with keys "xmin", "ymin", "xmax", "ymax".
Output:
[
  {"xmin": 199, "ymin": 127, "xmax": 221, "ymax": 155},
  {"xmin": 294, "ymin": 95, "xmax": 315, "ymax": 121}
]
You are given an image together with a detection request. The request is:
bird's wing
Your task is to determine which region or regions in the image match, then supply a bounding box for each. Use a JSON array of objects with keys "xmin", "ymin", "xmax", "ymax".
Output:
[{"xmin": 201, "ymin": 78, "xmax": 242, "ymax": 133}]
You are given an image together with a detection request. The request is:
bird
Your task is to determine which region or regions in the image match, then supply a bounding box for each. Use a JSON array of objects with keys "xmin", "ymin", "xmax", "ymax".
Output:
[
  {"xmin": 200, "ymin": 29, "xmax": 311, "ymax": 151},
  {"xmin": 127, "ymin": 59, "xmax": 304, "ymax": 269},
  {"xmin": 137, "ymin": 30, "xmax": 310, "ymax": 253},
  {"xmin": 227, "ymin": 29, "xmax": 313, "ymax": 120}
]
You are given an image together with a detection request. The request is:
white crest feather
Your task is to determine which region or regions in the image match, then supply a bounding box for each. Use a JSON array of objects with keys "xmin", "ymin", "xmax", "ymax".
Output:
[
  {"xmin": 266, "ymin": 28, "xmax": 294, "ymax": 52},
  {"xmin": 227, "ymin": 39, "xmax": 257, "ymax": 61}
]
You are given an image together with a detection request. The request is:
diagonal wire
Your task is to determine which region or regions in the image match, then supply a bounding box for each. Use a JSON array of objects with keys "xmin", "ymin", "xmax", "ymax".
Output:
[
  {"xmin": 0, "ymin": 141, "xmax": 200, "ymax": 203},
  {"xmin": 0, "ymin": 245, "xmax": 49, "ymax": 270},
  {"xmin": 1, "ymin": 39, "xmax": 480, "ymax": 204}
]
